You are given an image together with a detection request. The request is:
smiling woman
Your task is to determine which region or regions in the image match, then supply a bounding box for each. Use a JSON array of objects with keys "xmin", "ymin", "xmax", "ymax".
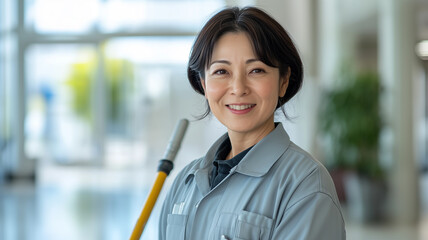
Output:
[
  {"xmin": 188, "ymin": 7, "xmax": 303, "ymax": 120},
  {"xmin": 200, "ymin": 32, "xmax": 288, "ymax": 153},
  {"xmin": 159, "ymin": 6, "xmax": 346, "ymax": 240}
]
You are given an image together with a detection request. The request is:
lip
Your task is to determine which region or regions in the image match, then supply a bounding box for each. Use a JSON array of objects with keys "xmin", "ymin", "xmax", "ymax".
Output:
[{"xmin": 226, "ymin": 103, "xmax": 256, "ymax": 115}]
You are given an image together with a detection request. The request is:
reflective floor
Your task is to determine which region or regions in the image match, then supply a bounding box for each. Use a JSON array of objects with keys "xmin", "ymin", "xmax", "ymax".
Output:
[
  {"xmin": 1, "ymin": 165, "xmax": 428, "ymax": 240},
  {"xmin": 0, "ymin": 165, "xmax": 164, "ymax": 240}
]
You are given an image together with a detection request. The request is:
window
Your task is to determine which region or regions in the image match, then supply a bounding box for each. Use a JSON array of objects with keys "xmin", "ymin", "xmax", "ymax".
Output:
[
  {"xmin": 19, "ymin": 0, "xmax": 225, "ymax": 166},
  {"xmin": 25, "ymin": 0, "xmax": 224, "ymax": 33}
]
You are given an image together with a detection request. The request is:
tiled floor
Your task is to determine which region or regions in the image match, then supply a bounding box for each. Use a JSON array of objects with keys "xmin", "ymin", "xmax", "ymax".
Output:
[{"xmin": 1, "ymin": 165, "xmax": 427, "ymax": 240}]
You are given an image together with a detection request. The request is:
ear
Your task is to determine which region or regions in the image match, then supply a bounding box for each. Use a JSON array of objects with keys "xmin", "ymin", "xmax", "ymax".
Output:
[{"xmin": 279, "ymin": 67, "xmax": 291, "ymax": 98}]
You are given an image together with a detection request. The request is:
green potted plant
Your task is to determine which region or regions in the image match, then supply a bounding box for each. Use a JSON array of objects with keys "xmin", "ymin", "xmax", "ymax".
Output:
[{"xmin": 318, "ymin": 70, "xmax": 386, "ymax": 222}]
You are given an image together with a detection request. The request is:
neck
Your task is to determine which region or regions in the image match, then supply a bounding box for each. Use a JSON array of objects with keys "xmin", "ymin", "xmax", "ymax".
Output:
[{"xmin": 226, "ymin": 121, "xmax": 275, "ymax": 160}]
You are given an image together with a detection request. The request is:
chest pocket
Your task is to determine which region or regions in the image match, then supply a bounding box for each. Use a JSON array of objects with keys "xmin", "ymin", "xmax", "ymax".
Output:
[
  {"xmin": 213, "ymin": 211, "xmax": 273, "ymax": 240},
  {"xmin": 236, "ymin": 211, "xmax": 273, "ymax": 239},
  {"xmin": 166, "ymin": 214, "xmax": 187, "ymax": 240}
]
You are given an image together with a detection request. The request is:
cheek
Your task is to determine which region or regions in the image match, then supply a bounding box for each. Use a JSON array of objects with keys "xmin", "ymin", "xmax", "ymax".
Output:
[
  {"xmin": 257, "ymin": 82, "xmax": 280, "ymax": 104},
  {"xmin": 204, "ymin": 81, "xmax": 227, "ymax": 100}
]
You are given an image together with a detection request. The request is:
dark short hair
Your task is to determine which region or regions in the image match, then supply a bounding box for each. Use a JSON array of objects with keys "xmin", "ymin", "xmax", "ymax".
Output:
[{"xmin": 188, "ymin": 6, "xmax": 303, "ymax": 119}]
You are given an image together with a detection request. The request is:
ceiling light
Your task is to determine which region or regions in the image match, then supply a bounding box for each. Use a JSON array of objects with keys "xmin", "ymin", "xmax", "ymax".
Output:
[{"xmin": 416, "ymin": 40, "xmax": 428, "ymax": 60}]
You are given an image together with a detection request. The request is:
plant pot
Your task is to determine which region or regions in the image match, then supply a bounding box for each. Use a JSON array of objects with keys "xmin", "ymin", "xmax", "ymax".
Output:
[
  {"xmin": 329, "ymin": 168, "xmax": 349, "ymax": 203},
  {"xmin": 344, "ymin": 172, "xmax": 387, "ymax": 223}
]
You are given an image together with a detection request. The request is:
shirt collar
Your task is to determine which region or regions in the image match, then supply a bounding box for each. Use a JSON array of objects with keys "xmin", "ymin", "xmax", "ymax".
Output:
[
  {"xmin": 185, "ymin": 122, "xmax": 291, "ymax": 180},
  {"xmin": 235, "ymin": 123, "xmax": 290, "ymax": 177}
]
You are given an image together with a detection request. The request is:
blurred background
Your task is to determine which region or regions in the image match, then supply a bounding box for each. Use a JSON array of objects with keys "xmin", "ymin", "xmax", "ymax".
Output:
[{"xmin": 0, "ymin": 0, "xmax": 427, "ymax": 239}]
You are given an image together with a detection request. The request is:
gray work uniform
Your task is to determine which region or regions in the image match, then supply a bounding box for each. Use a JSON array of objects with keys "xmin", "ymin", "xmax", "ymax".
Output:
[{"xmin": 159, "ymin": 123, "xmax": 346, "ymax": 240}]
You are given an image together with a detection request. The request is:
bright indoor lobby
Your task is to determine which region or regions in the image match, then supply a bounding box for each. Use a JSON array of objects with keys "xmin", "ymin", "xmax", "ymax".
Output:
[{"xmin": 1, "ymin": 0, "xmax": 428, "ymax": 239}]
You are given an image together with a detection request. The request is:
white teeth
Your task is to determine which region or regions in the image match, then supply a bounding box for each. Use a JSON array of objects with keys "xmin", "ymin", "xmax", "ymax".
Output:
[{"xmin": 228, "ymin": 104, "xmax": 254, "ymax": 110}]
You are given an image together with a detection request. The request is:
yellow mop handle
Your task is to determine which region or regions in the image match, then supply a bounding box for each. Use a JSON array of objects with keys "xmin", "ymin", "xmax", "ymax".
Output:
[
  {"xmin": 129, "ymin": 119, "xmax": 189, "ymax": 240},
  {"xmin": 130, "ymin": 171, "xmax": 168, "ymax": 240}
]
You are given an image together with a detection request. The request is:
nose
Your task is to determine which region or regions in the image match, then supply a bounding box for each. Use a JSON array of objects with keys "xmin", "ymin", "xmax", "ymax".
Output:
[{"xmin": 230, "ymin": 72, "xmax": 249, "ymax": 96}]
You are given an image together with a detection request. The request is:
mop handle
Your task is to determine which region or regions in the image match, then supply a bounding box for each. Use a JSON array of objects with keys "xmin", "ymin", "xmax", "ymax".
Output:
[{"xmin": 130, "ymin": 119, "xmax": 189, "ymax": 240}]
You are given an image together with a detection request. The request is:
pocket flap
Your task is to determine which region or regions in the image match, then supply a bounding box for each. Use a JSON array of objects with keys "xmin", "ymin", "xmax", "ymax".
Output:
[
  {"xmin": 167, "ymin": 214, "xmax": 187, "ymax": 226},
  {"xmin": 236, "ymin": 211, "xmax": 273, "ymax": 239}
]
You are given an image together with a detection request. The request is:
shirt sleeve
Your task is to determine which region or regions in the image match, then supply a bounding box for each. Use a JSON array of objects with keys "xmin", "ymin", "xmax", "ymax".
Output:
[
  {"xmin": 271, "ymin": 192, "xmax": 346, "ymax": 240},
  {"xmin": 158, "ymin": 182, "xmax": 173, "ymax": 240},
  {"xmin": 159, "ymin": 171, "xmax": 184, "ymax": 240},
  {"xmin": 158, "ymin": 160, "xmax": 197, "ymax": 240}
]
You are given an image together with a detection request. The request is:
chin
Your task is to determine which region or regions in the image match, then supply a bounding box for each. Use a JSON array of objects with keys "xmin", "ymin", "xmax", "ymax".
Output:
[{"xmin": 224, "ymin": 121, "xmax": 260, "ymax": 133}]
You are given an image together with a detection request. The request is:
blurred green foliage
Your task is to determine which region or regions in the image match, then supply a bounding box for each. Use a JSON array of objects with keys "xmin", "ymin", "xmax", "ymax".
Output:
[
  {"xmin": 104, "ymin": 59, "xmax": 134, "ymax": 123},
  {"xmin": 65, "ymin": 57, "xmax": 134, "ymax": 125},
  {"xmin": 319, "ymin": 71, "xmax": 383, "ymax": 178},
  {"xmin": 65, "ymin": 62, "xmax": 94, "ymax": 121}
]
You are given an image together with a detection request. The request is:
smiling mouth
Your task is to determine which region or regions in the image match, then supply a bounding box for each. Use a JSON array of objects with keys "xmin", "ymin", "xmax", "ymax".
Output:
[{"xmin": 227, "ymin": 104, "xmax": 256, "ymax": 110}]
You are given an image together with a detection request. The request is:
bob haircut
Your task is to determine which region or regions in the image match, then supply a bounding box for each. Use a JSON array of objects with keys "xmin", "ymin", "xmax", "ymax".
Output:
[{"xmin": 188, "ymin": 6, "xmax": 303, "ymax": 119}]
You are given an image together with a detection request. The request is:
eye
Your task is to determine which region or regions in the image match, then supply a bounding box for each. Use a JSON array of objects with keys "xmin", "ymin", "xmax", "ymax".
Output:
[
  {"xmin": 213, "ymin": 69, "xmax": 227, "ymax": 75},
  {"xmin": 250, "ymin": 68, "xmax": 266, "ymax": 74}
]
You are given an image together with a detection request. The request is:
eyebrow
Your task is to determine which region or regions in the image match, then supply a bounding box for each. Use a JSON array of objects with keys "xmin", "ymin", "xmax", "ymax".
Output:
[{"xmin": 208, "ymin": 58, "xmax": 261, "ymax": 68}]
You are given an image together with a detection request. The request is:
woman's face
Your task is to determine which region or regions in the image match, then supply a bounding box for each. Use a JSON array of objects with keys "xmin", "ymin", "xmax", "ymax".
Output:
[{"xmin": 201, "ymin": 32, "xmax": 289, "ymax": 137}]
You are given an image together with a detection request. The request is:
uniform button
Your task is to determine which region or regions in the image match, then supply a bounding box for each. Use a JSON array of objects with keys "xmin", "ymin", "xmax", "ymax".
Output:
[{"xmin": 221, "ymin": 235, "xmax": 229, "ymax": 240}]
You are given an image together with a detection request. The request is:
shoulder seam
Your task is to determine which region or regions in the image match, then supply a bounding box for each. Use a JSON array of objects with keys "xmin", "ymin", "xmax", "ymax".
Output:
[{"xmin": 285, "ymin": 191, "xmax": 345, "ymax": 224}]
